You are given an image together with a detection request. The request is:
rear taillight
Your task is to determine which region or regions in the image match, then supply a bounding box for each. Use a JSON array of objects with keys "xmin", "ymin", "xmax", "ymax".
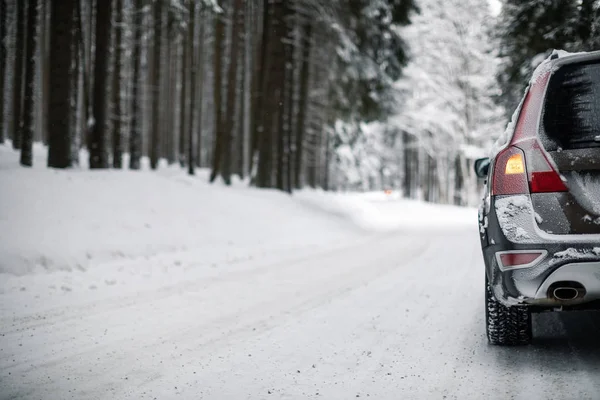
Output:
[
  {"xmin": 492, "ymin": 146, "xmax": 529, "ymax": 195},
  {"xmin": 492, "ymin": 69, "xmax": 568, "ymax": 196},
  {"xmin": 530, "ymin": 171, "xmax": 567, "ymax": 193},
  {"xmin": 521, "ymin": 140, "xmax": 568, "ymax": 193},
  {"xmin": 496, "ymin": 250, "xmax": 547, "ymax": 271}
]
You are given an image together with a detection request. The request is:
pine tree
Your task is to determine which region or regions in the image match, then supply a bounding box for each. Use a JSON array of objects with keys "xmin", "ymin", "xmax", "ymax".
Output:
[
  {"xmin": 330, "ymin": 0, "xmax": 417, "ymax": 123},
  {"xmin": 6, "ymin": 0, "xmax": 433, "ymax": 200},
  {"xmin": 496, "ymin": 0, "xmax": 580, "ymax": 112}
]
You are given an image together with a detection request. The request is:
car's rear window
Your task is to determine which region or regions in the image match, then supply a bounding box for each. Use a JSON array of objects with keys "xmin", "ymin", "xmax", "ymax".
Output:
[{"xmin": 541, "ymin": 61, "xmax": 600, "ymax": 150}]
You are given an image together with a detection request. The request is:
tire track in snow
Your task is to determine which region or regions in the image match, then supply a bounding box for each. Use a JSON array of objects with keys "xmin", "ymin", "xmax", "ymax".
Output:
[
  {"xmin": 0, "ymin": 231, "xmax": 432, "ymax": 398},
  {"xmin": 0, "ymin": 234, "xmax": 381, "ymax": 335},
  {"xmin": 3, "ymin": 226, "xmax": 600, "ymax": 399}
]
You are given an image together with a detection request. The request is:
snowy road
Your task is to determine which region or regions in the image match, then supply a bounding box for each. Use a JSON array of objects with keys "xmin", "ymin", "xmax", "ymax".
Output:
[{"xmin": 2, "ymin": 226, "xmax": 600, "ymax": 399}]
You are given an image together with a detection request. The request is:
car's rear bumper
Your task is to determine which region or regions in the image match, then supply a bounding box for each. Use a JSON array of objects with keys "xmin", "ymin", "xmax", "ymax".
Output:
[
  {"xmin": 481, "ymin": 195, "xmax": 600, "ymax": 307},
  {"xmin": 529, "ymin": 261, "xmax": 600, "ymax": 305}
]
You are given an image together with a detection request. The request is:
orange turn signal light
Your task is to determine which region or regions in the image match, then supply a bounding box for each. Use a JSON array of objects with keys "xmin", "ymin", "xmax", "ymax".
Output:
[{"xmin": 505, "ymin": 153, "xmax": 525, "ymax": 175}]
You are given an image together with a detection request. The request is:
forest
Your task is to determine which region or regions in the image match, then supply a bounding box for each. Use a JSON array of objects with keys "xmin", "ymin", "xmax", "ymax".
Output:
[{"xmin": 1, "ymin": 0, "xmax": 600, "ymax": 205}]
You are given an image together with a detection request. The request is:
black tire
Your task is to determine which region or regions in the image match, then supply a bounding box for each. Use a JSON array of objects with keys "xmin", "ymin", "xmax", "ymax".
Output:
[{"xmin": 485, "ymin": 278, "xmax": 532, "ymax": 345}]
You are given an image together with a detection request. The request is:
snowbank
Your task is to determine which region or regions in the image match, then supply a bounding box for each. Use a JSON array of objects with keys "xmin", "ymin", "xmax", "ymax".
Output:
[
  {"xmin": 295, "ymin": 190, "xmax": 476, "ymax": 232},
  {"xmin": 0, "ymin": 144, "xmax": 476, "ymax": 276}
]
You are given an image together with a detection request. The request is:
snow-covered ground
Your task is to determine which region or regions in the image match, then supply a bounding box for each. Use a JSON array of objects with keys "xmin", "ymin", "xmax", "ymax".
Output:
[{"xmin": 2, "ymin": 144, "xmax": 600, "ymax": 400}]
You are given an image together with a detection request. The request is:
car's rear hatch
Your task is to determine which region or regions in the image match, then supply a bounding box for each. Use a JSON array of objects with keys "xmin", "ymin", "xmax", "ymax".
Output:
[{"xmin": 534, "ymin": 59, "xmax": 600, "ymax": 235}]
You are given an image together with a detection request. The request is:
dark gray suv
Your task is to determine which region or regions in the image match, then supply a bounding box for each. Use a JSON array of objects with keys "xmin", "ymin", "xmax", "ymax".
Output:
[{"xmin": 476, "ymin": 50, "xmax": 600, "ymax": 346}]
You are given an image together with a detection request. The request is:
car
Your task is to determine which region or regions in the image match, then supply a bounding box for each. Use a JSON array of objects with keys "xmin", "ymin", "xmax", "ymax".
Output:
[{"xmin": 475, "ymin": 50, "xmax": 600, "ymax": 346}]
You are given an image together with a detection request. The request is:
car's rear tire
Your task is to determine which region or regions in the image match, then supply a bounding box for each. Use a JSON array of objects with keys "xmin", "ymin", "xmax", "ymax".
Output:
[{"xmin": 485, "ymin": 278, "xmax": 532, "ymax": 345}]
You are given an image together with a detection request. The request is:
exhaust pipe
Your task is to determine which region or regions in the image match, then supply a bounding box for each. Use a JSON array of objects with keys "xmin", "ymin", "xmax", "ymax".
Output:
[
  {"xmin": 548, "ymin": 281, "xmax": 586, "ymax": 302},
  {"xmin": 552, "ymin": 287, "xmax": 580, "ymax": 301}
]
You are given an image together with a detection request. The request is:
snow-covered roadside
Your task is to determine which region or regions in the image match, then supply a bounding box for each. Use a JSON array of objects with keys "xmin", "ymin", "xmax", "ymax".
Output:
[
  {"xmin": 0, "ymin": 144, "xmax": 356, "ymax": 277},
  {"xmin": 0, "ymin": 142, "xmax": 477, "ymax": 320},
  {"xmin": 0, "ymin": 142, "xmax": 475, "ymax": 319},
  {"xmin": 0, "ymin": 143, "xmax": 475, "ymax": 278},
  {"xmin": 295, "ymin": 190, "xmax": 476, "ymax": 232}
]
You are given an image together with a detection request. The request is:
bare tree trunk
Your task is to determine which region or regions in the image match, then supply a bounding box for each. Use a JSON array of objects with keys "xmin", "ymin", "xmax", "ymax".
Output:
[
  {"xmin": 422, "ymin": 151, "xmax": 431, "ymax": 202},
  {"xmin": 307, "ymin": 120, "xmax": 321, "ymax": 188},
  {"xmin": 430, "ymin": 155, "xmax": 439, "ymax": 203},
  {"xmin": 402, "ymin": 132, "xmax": 411, "ymax": 198},
  {"xmin": 74, "ymin": 0, "xmax": 91, "ymax": 151},
  {"xmin": 111, "ymin": 0, "xmax": 124, "ymax": 168},
  {"xmin": 248, "ymin": 1, "xmax": 261, "ymax": 177},
  {"xmin": 39, "ymin": 0, "xmax": 50, "ymax": 145},
  {"xmin": 196, "ymin": 8, "xmax": 206, "ymax": 168},
  {"xmin": 89, "ymin": 0, "xmax": 112, "ymax": 168},
  {"xmin": 70, "ymin": 12, "xmax": 81, "ymax": 166},
  {"xmin": 220, "ymin": 0, "xmax": 243, "ymax": 184},
  {"xmin": 178, "ymin": 12, "xmax": 189, "ymax": 167},
  {"xmin": 284, "ymin": 68, "xmax": 293, "ymax": 193},
  {"xmin": 162, "ymin": 10, "xmax": 174, "ymax": 163},
  {"xmin": 209, "ymin": 3, "xmax": 225, "ymax": 183},
  {"xmin": 0, "ymin": 0, "xmax": 7, "ymax": 144},
  {"xmin": 12, "ymin": 0, "xmax": 25, "ymax": 149},
  {"xmin": 284, "ymin": 23, "xmax": 294, "ymax": 193},
  {"xmin": 168, "ymin": 43, "xmax": 177, "ymax": 164},
  {"xmin": 143, "ymin": 3, "xmax": 152, "ymax": 158},
  {"xmin": 323, "ymin": 127, "xmax": 331, "ymax": 191},
  {"xmin": 48, "ymin": 0, "xmax": 76, "ymax": 168},
  {"xmin": 129, "ymin": 0, "xmax": 142, "ymax": 170},
  {"xmin": 273, "ymin": 0, "xmax": 291, "ymax": 192},
  {"xmin": 149, "ymin": 0, "xmax": 162, "ymax": 169},
  {"xmin": 454, "ymin": 153, "xmax": 465, "ymax": 206},
  {"xmin": 20, "ymin": 0, "xmax": 38, "ymax": 166},
  {"xmin": 187, "ymin": 1, "xmax": 196, "ymax": 176},
  {"xmin": 294, "ymin": 21, "xmax": 311, "ymax": 189},
  {"xmin": 239, "ymin": 0, "xmax": 253, "ymax": 178},
  {"xmin": 255, "ymin": 1, "xmax": 274, "ymax": 188},
  {"xmin": 276, "ymin": 1, "xmax": 293, "ymax": 193},
  {"xmin": 236, "ymin": 36, "xmax": 245, "ymax": 177}
]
